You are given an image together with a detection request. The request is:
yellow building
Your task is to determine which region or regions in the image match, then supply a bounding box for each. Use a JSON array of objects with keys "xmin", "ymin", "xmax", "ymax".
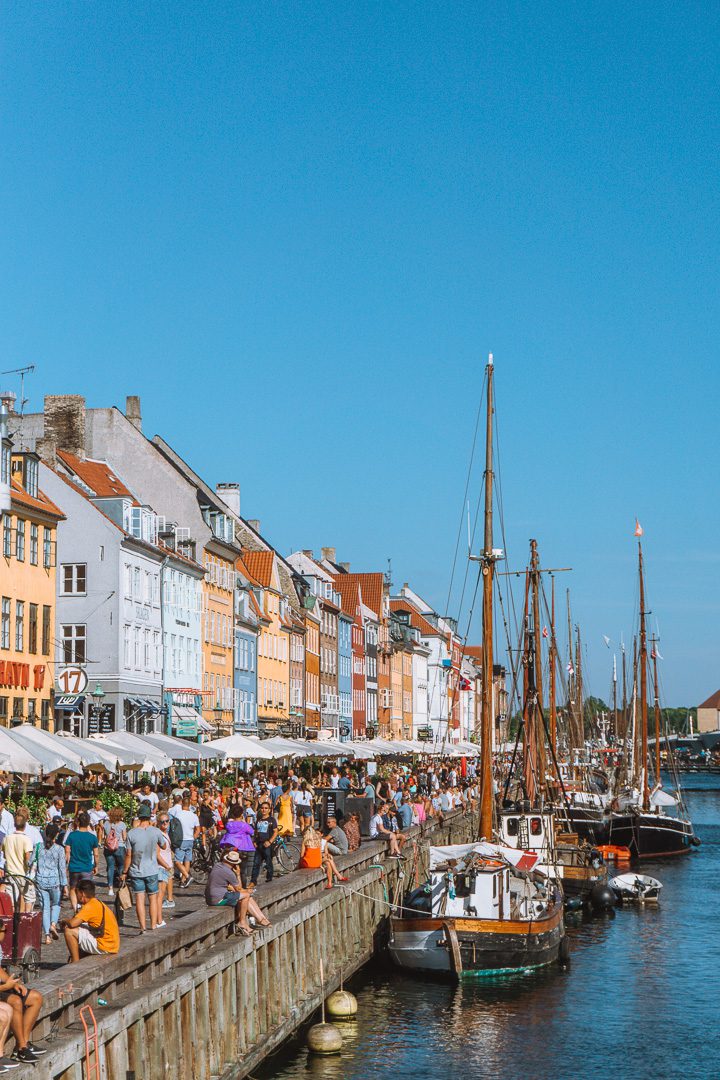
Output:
[
  {"xmin": 201, "ymin": 543, "xmax": 236, "ymax": 733},
  {"xmin": 0, "ymin": 450, "xmax": 63, "ymax": 728},
  {"xmin": 390, "ymin": 649, "xmax": 403, "ymax": 740},
  {"xmin": 242, "ymin": 550, "xmax": 291, "ymax": 735}
]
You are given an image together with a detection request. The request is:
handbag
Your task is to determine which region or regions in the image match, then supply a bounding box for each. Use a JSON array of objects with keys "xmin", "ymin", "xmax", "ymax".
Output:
[{"xmin": 116, "ymin": 883, "xmax": 132, "ymax": 911}]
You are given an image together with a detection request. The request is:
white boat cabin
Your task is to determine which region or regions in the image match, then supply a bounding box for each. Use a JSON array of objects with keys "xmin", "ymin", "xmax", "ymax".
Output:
[{"xmin": 427, "ymin": 843, "xmax": 544, "ymax": 922}]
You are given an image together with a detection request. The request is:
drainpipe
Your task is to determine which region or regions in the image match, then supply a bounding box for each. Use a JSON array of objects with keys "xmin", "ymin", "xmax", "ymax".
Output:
[{"xmin": 0, "ymin": 394, "xmax": 11, "ymax": 514}]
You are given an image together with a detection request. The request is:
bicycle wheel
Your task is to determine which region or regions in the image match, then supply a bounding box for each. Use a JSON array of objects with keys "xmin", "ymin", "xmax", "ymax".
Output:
[
  {"xmin": 276, "ymin": 837, "xmax": 301, "ymax": 873},
  {"xmin": 190, "ymin": 845, "xmax": 210, "ymax": 883}
]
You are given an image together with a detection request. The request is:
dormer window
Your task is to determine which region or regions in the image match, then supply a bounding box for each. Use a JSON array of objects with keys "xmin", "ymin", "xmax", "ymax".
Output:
[
  {"xmin": 124, "ymin": 505, "xmax": 158, "ymax": 545},
  {"xmin": 10, "ymin": 452, "xmax": 39, "ymax": 498}
]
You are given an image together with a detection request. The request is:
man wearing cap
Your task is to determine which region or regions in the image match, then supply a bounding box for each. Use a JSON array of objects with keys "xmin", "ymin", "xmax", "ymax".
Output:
[
  {"xmin": 205, "ymin": 850, "xmax": 271, "ymax": 936},
  {"xmin": 119, "ymin": 803, "xmax": 168, "ymax": 933}
]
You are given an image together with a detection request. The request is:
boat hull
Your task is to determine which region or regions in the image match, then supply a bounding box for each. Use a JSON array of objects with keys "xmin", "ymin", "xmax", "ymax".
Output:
[
  {"xmin": 389, "ymin": 900, "xmax": 564, "ymax": 978},
  {"xmin": 564, "ymin": 807, "xmax": 695, "ymax": 859},
  {"xmin": 607, "ymin": 812, "xmax": 695, "ymax": 859}
]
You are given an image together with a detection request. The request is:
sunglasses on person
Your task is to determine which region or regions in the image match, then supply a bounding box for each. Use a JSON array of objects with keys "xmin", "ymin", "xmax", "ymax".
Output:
[{"xmin": 158, "ymin": 818, "xmax": 170, "ymax": 825}]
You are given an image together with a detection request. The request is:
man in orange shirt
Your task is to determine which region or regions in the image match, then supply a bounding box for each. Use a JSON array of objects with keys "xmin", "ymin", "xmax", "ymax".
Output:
[{"xmin": 61, "ymin": 880, "xmax": 120, "ymax": 963}]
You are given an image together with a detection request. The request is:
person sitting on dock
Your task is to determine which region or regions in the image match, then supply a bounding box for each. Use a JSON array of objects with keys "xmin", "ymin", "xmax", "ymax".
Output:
[
  {"xmin": 205, "ymin": 849, "xmax": 271, "ymax": 936},
  {"xmin": 61, "ymin": 879, "xmax": 120, "ymax": 962},
  {"xmin": 0, "ymin": 927, "xmax": 46, "ymax": 1064},
  {"xmin": 369, "ymin": 803, "xmax": 403, "ymax": 858}
]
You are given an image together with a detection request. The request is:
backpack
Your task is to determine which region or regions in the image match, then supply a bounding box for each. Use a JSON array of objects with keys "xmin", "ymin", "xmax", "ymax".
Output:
[
  {"xmin": 168, "ymin": 816, "xmax": 183, "ymax": 850},
  {"xmin": 105, "ymin": 825, "xmax": 119, "ymax": 853}
]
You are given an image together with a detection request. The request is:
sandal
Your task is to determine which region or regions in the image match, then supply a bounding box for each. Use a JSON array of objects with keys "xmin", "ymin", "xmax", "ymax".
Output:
[
  {"xmin": 50, "ymin": 925, "xmax": 59, "ymax": 940},
  {"xmin": 234, "ymin": 925, "xmax": 253, "ymax": 937},
  {"xmin": 45, "ymin": 935, "xmax": 52, "ymax": 946}
]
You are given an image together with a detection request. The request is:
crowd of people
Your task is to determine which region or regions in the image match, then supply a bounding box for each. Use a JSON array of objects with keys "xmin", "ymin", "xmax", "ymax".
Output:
[{"xmin": 0, "ymin": 756, "xmax": 477, "ymax": 1072}]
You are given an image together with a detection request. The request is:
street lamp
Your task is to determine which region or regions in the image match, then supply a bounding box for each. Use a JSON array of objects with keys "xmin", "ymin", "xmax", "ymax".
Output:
[
  {"xmin": 90, "ymin": 683, "xmax": 105, "ymax": 737},
  {"xmin": 213, "ymin": 696, "xmax": 224, "ymax": 738}
]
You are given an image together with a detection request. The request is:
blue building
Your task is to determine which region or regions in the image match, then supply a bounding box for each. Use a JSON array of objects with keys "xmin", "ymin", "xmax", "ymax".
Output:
[
  {"xmin": 233, "ymin": 573, "xmax": 260, "ymax": 734},
  {"xmin": 338, "ymin": 610, "xmax": 353, "ymax": 742}
]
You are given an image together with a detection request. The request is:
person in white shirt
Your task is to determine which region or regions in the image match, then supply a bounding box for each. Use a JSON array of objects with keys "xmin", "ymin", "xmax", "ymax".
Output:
[
  {"xmin": 46, "ymin": 798, "xmax": 64, "ymax": 825},
  {"xmin": 369, "ymin": 803, "xmax": 402, "ymax": 858},
  {"xmin": 88, "ymin": 800, "xmax": 108, "ymax": 830},
  {"xmin": 169, "ymin": 795, "xmax": 200, "ymax": 888}
]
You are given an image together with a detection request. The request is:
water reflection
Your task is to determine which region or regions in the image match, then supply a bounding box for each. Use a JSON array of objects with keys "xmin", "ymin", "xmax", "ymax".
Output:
[{"xmin": 259, "ymin": 786, "xmax": 719, "ymax": 1080}]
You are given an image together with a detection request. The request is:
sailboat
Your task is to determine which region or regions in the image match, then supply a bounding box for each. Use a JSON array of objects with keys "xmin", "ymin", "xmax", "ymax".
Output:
[
  {"xmin": 564, "ymin": 543, "xmax": 697, "ymax": 857},
  {"xmin": 389, "ymin": 355, "xmax": 565, "ymax": 977},
  {"xmin": 498, "ymin": 543, "xmax": 610, "ymax": 908}
]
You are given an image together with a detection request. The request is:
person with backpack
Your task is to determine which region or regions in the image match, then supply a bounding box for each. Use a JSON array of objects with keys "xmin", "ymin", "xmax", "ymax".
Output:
[
  {"xmin": 166, "ymin": 805, "xmax": 185, "ymax": 879},
  {"xmin": 102, "ymin": 806, "xmax": 127, "ymax": 899}
]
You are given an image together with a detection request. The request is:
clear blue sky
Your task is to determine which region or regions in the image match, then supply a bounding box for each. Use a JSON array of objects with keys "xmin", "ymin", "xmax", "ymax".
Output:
[{"xmin": 2, "ymin": 3, "xmax": 717, "ymax": 706}]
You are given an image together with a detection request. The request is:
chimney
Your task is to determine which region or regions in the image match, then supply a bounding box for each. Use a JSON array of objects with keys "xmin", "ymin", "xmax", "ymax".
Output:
[
  {"xmin": 302, "ymin": 550, "xmax": 314, "ymax": 559},
  {"xmin": 321, "ymin": 547, "xmax": 336, "ymax": 564},
  {"xmin": 42, "ymin": 395, "xmax": 86, "ymax": 461},
  {"xmin": 339, "ymin": 562, "xmax": 351, "ymax": 572},
  {"xmin": 216, "ymin": 482, "xmax": 240, "ymax": 517},
  {"xmin": 247, "ymin": 519, "xmax": 261, "ymax": 533},
  {"xmin": 125, "ymin": 396, "xmax": 142, "ymax": 432}
]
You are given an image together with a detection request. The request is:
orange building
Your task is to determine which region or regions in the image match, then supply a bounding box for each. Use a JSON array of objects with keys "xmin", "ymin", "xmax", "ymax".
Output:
[{"xmin": 0, "ymin": 450, "xmax": 63, "ymax": 728}]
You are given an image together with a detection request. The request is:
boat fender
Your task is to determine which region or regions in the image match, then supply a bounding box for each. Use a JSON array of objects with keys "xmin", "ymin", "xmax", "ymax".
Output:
[
  {"xmin": 558, "ymin": 936, "xmax": 571, "ymax": 968},
  {"xmin": 691, "ymin": 835, "xmax": 701, "ymax": 848},
  {"xmin": 588, "ymin": 883, "xmax": 616, "ymax": 914}
]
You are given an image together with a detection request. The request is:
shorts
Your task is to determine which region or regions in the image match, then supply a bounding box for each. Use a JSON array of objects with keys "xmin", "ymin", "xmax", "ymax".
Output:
[
  {"xmin": 215, "ymin": 890, "xmax": 241, "ymax": 907},
  {"xmin": 174, "ymin": 840, "xmax": 193, "ymax": 864},
  {"xmin": 158, "ymin": 866, "xmax": 170, "ymax": 883},
  {"xmin": 77, "ymin": 927, "xmax": 101, "ymax": 955},
  {"xmin": 129, "ymin": 874, "xmax": 159, "ymax": 894},
  {"xmin": 69, "ymin": 871, "xmax": 94, "ymax": 889}
]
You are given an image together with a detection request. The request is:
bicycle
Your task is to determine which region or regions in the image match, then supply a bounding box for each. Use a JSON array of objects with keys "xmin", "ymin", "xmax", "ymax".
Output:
[
  {"xmin": 190, "ymin": 836, "xmax": 220, "ymax": 883},
  {"xmin": 273, "ymin": 834, "xmax": 301, "ymax": 874}
]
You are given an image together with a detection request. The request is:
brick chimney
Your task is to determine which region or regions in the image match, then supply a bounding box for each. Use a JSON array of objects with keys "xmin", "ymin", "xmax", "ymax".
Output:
[
  {"xmin": 302, "ymin": 550, "xmax": 314, "ymax": 559},
  {"xmin": 321, "ymin": 547, "xmax": 336, "ymax": 563},
  {"xmin": 216, "ymin": 483, "xmax": 240, "ymax": 517},
  {"xmin": 339, "ymin": 562, "xmax": 351, "ymax": 572},
  {"xmin": 39, "ymin": 395, "xmax": 86, "ymax": 464},
  {"xmin": 247, "ymin": 519, "xmax": 261, "ymax": 533},
  {"xmin": 125, "ymin": 396, "xmax": 142, "ymax": 432}
]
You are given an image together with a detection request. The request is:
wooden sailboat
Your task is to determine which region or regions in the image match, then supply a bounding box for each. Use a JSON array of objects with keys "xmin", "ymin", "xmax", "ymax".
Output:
[
  {"xmin": 389, "ymin": 355, "xmax": 565, "ymax": 977},
  {"xmin": 603, "ymin": 542, "xmax": 697, "ymax": 858},
  {"xmin": 564, "ymin": 543, "xmax": 697, "ymax": 857}
]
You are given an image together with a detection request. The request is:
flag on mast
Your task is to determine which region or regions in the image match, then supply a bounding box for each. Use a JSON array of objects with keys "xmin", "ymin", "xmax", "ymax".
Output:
[
  {"xmin": 542, "ymin": 626, "xmax": 549, "ymax": 639},
  {"xmin": 602, "ymin": 635, "xmax": 611, "ymax": 648},
  {"xmin": 634, "ymin": 518, "xmax": 643, "ymax": 537}
]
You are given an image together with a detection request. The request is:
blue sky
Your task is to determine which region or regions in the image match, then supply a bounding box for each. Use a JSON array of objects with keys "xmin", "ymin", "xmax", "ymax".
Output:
[{"xmin": 2, "ymin": 3, "xmax": 717, "ymax": 705}]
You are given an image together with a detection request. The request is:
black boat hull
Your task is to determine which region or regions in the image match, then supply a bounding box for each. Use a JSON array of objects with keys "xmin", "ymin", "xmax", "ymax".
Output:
[{"xmin": 563, "ymin": 806, "xmax": 695, "ymax": 858}]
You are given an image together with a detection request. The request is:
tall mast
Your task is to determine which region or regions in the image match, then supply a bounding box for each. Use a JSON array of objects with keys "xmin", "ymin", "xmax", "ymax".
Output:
[
  {"xmin": 530, "ymin": 539, "xmax": 546, "ymax": 797},
  {"xmin": 638, "ymin": 543, "xmax": 649, "ymax": 810},
  {"xmin": 576, "ymin": 625, "xmax": 583, "ymax": 747},
  {"xmin": 621, "ymin": 643, "xmax": 627, "ymax": 743},
  {"xmin": 651, "ymin": 638, "xmax": 661, "ymax": 785},
  {"xmin": 549, "ymin": 575, "xmax": 557, "ymax": 755},
  {"xmin": 612, "ymin": 654, "xmax": 618, "ymax": 744},
  {"xmin": 566, "ymin": 590, "xmax": 576, "ymax": 758},
  {"xmin": 522, "ymin": 574, "xmax": 536, "ymax": 806},
  {"xmin": 479, "ymin": 354, "xmax": 495, "ymax": 839}
]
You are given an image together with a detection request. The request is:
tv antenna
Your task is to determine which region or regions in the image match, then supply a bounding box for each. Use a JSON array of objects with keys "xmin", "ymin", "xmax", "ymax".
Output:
[{"xmin": 1, "ymin": 365, "xmax": 35, "ymax": 417}]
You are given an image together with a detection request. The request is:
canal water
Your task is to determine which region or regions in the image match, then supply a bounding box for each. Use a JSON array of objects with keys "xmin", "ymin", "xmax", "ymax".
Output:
[{"xmin": 258, "ymin": 777, "xmax": 719, "ymax": 1080}]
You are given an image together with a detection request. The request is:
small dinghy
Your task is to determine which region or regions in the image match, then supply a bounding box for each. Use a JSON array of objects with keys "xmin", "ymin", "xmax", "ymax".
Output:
[{"xmin": 610, "ymin": 873, "xmax": 663, "ymax": 904}]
